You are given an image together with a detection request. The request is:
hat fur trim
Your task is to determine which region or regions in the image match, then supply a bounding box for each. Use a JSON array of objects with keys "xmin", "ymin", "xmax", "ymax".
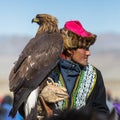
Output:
[{"xmin": 60, "ymin": 28, "xmax": 96, "ymax": 51}]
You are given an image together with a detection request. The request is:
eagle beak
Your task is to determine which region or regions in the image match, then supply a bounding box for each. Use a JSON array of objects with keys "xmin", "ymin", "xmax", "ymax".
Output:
[{"xmin": 31, "ymin": 18, "xmax": 39, "ymax": 23}]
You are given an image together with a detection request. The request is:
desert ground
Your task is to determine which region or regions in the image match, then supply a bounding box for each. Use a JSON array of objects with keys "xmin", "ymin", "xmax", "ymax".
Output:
[{"xmin": 0, "ymin": 79, "xmax": 119, "ymax": 100}]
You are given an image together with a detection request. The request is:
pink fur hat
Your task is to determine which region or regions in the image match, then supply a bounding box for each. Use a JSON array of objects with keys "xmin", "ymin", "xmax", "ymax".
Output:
[
  {"xmin": 64, "ymin": 20, "xmax": 95, "ymax": 37},
  {"xmin": 64, "ymin": 20, "xmax": 94, "ymax": 37},
  {"xmin": 60, "ymin": 20, "xmax": 96, "ymax": 51}
]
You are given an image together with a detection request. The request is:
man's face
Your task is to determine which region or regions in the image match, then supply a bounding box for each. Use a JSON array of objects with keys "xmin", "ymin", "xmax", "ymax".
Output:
[{"xmin": 68, "ymin": 48, "xmax": 91, "ymax": 66}]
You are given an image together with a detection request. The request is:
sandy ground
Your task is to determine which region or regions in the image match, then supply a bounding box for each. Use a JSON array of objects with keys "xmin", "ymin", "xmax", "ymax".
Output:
[
  {"xmin": 0, "ymin": 79, "xmax": 120, "ymax": 100},
  {"xmin": 104, "ymin": 80, "xmax": 120, "ymax": 100}
]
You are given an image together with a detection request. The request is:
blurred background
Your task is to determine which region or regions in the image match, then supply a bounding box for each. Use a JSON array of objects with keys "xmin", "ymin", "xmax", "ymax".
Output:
[{"xmin": 0, "ymin": 0, "xmax": 120, "ymax": 101}]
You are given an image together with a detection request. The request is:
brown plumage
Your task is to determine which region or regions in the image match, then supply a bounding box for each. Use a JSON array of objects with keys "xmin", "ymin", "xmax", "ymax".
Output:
[{"xmin": 9, "ymin": 13, "xmax": 63, "ymax": 119}]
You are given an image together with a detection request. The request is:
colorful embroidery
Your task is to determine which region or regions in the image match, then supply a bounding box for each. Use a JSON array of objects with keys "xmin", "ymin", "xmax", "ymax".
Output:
[
  {"xmin": 75, "ymin": 64, "xmax": 97, "ymax": 109},
  {"xmin": 55, "ymin": 64, "xmax": 97, "ymax": 110}
]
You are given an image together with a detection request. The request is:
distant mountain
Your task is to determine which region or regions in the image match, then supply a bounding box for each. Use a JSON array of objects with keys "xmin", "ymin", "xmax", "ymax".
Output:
[
  {"xmin": 0, "ymin": 33, "xmax": 120, "ymax": 56},
  {"xmin": 0, "ymin": 35, "xmax": 31, "ymax": 56},
  {"xmin": 0, "ymin": 33, "xmax": 120, "ymax": 80},
  {"xmin": 91, "ymin": 33, "xmax": 120, "ymax": 53}
]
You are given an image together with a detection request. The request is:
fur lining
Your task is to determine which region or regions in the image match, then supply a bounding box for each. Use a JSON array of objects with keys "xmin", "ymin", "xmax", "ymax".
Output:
[{"xmin": 60, "ymin": 28, "xmax": 96, "ymax": 51}]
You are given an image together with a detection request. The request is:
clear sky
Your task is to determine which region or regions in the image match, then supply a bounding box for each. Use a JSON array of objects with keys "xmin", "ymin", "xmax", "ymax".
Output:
[{"xmin": 0, "ymin": 0, "xmax": 120, "ymax": 36}]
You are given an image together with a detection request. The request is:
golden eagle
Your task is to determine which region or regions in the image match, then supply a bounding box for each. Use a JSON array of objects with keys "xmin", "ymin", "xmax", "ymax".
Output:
[{"xmin": 9, "ymin": 14, "xmax": 63, "ymax": 119}]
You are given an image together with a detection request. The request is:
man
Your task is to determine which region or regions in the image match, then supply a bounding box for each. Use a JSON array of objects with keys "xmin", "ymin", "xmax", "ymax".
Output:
[{"xmin": 38, "ymin": 20, "xmax": 109, "ymax": 119}]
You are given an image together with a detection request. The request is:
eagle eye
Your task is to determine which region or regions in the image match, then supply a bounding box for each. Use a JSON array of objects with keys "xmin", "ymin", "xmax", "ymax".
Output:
[{"xmin": 36, "ymin": 15, "xmax": 40, "ymax": 18}]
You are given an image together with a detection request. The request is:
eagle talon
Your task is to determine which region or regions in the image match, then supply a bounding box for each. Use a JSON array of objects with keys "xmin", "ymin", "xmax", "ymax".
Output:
[{"xmin": 47, "ymin": 77, "xmax": 58, "ymax": 86}]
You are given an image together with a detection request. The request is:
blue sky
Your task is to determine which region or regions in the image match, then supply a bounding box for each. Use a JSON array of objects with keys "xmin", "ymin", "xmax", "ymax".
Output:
[{"xmin": 0, "ymin": 0, "xmax": 120, "ymax": 36}]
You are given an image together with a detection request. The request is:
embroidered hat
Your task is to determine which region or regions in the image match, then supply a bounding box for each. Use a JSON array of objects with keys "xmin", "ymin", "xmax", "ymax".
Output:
[{"xmin": 60, "ymin": 20, "xmax": 97, "ymax": 51}]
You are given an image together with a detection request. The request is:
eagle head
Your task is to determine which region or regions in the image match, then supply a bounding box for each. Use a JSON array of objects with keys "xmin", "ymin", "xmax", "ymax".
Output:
[{"xmin": 32, "ymin": 13, "xmax": 59, "ymax": 33}]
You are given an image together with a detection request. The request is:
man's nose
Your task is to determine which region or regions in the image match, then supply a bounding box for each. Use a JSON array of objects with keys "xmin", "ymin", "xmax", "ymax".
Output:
[{"xmin": 86, "ymin": 50, "xmax": 91, "ymax": 56}]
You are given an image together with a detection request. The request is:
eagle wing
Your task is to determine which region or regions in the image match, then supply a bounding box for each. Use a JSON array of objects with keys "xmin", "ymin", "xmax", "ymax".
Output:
[
  {"xmin": 9, "ymin": 32, "xmax": 63, "ymax": 92},
  {"xmin": 9, "ymin": 32, "xmax": 63, "ymax": 117}
]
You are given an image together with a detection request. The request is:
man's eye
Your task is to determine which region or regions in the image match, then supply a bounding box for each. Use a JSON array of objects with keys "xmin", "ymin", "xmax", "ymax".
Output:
[{"xmin": 85, "ymin": 47, "xmax": 89, "ymax": 50}]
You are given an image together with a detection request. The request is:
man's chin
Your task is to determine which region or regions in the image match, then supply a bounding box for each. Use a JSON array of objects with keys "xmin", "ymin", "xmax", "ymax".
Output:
[{"xmin": 79, "ymin": 62, "xmax": 88, "ymax": 66}]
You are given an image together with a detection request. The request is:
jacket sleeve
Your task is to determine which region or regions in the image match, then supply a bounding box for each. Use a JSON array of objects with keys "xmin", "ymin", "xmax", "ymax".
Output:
[{"xmin": 86, "ymin": 68, "xmax": 109, "ymax": 114}]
